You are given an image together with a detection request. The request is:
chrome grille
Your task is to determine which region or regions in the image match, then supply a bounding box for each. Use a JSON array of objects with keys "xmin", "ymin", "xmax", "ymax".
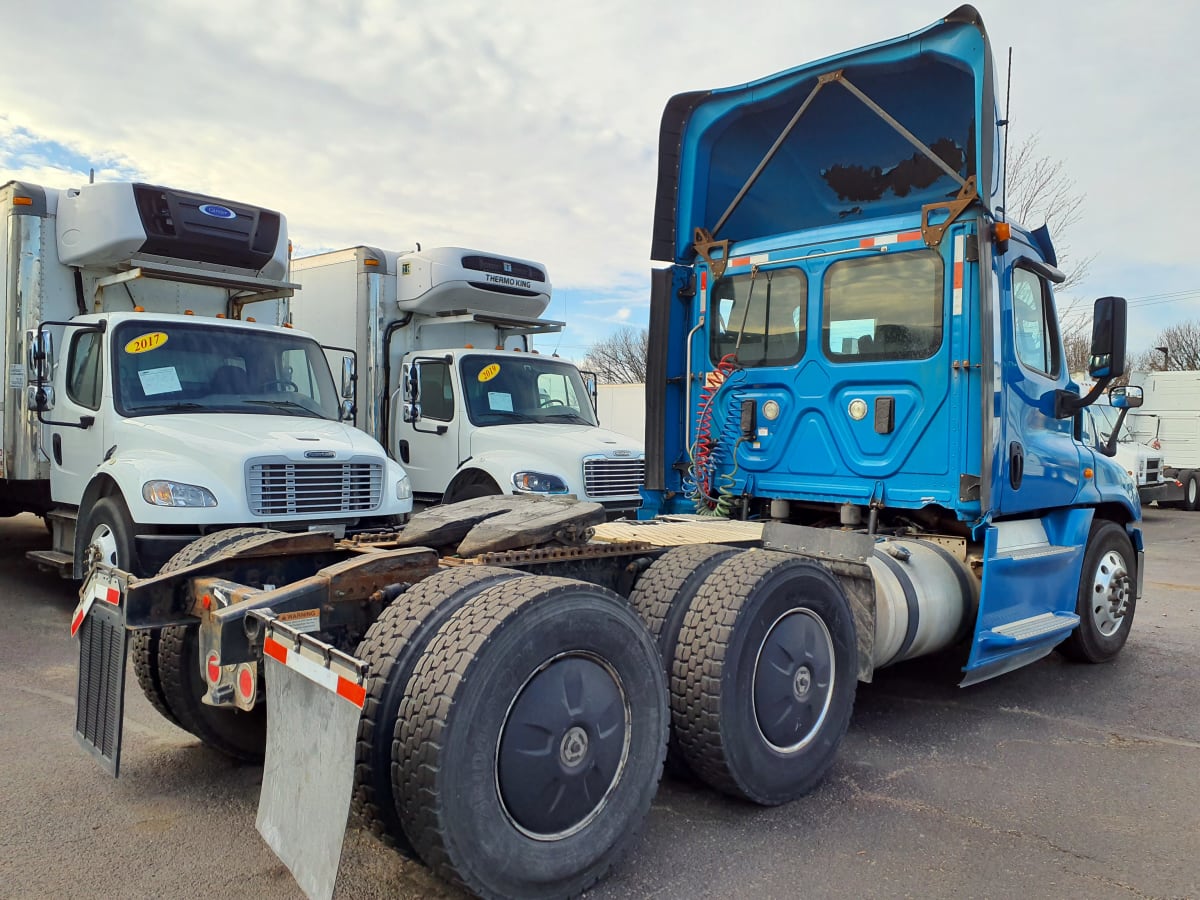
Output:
[
  {"xmin": 1146, "ymin": 457, "xmax": 1163, "ymax": 482},
  {"xmin": 248, "ymin": 460, "xmax": 383, "ymax": 516},
  {"xmin": 583, "ymin": 457, "xmax": 645, "ymax": 498}
]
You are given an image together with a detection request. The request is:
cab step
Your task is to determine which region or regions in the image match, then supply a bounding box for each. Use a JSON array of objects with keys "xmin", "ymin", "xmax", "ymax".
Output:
[
  {"xmin": 977, "ymin": 611, "xmax": 1079, "ymax": 648},
  {"xmin": 26, "ymin": 549, "xmax": 74, "ymax": 577}
]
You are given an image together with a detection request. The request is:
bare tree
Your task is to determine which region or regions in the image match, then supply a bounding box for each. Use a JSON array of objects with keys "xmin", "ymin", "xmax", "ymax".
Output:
[
  {"xmin": 583, "ymin": 327, "xmax": 648, "ymax": 384},
  {"xmin": 1063, "ymin": 329, "xmax": 1092, "ymax": 378},
  {"xmin": 1005, "ymin": 134, "xmax": 1094, "ymax": 295},
  {"xmin": 1133, "ymin": 320, "xmax": 1200, "ymax": 372}
]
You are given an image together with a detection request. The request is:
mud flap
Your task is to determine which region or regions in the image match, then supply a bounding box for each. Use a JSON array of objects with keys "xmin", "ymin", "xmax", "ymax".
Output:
[
  {"xmin": 254, "ymin": 617, "xmax": 366, "ymax": 900},
  {"xmin": 73, "ymin": 564, "xmax": 130, "ymax": 777}
]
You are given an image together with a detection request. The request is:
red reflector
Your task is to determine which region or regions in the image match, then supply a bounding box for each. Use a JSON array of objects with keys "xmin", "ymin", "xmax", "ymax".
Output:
[
  {"xmin": 206, "ymin": 651, "xmax": 221, "ymax": 685},
  {"xmin": 70, "ymin": 608, "xmax": 84, "ymax": 637},
  {"xmin": 104, "ymin": 587, "xmax": 120, "ymax": 605},
  {"xmin": 263, "ymin": 636, "xmax": 287, "ymax": 664},
  {"xmin": 238, "ymin": 667, "xmax": 254, "ymax": 699},
  {"xmin": 336, "ymin": 677, "xmax": 366, "ymax": 708}
]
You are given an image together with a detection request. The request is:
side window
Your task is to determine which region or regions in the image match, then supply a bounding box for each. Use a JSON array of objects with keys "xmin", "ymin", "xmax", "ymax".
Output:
[
  {"xmin": 710, "ymin": 267, "xmax": 806, "ymax": 367},
  {"xmin": 536, "ymin": 372, "xmax": 579, "ymax": 409},
  {"xmin": 1011, "ymin": 267, "xmax": 1060, "ymax": 376},
  {"xmin": 66, "ymin": 331, "xmax": 103, "ymax": 410},
  {"xmin": 823, "ymin": 250, "xmax": 943, "ymax": 362},
  {"xmin": 418, "ymin": 361, "xmax": 454, "ymax": 421},
  {"xmin": 281, "ymin": 348, "xmax": 318, "ymax": 398}
]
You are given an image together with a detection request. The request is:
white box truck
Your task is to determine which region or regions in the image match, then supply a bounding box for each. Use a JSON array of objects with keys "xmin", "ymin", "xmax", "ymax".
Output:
[
  {"xmin": 290, "ymin": 246, "xmax": 645, "ymax": 515},
  {"xmin": 1127, "ymin": 370, "xmax": 1200, "ymax": 507},
  {"xmin": 2, "ymin": 180, "xmax": 413, "ymax": 578}
]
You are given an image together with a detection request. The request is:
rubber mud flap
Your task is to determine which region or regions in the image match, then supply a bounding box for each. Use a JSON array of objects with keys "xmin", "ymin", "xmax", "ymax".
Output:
[{"xmin": 256, "ymin": 653, "xmax": 361, "ymax": 900}]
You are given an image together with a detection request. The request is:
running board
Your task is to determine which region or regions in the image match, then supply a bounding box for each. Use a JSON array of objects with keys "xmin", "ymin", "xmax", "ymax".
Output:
[{"xmin": 976, "ymin": 611, "xmax": 1079, "ymax": 648}]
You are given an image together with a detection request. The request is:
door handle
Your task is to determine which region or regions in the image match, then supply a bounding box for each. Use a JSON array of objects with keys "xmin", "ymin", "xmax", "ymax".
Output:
[{"xmin": 1009, "ymin": 441, "xmax": 1024, "ymax": 490}]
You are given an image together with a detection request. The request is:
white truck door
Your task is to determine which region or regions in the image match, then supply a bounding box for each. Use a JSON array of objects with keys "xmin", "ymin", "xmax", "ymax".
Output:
[
  {"xmin": 47, "ymin": 326, "xmax": 109, "ymax": 504},
  {"xmin": 397, "ymin": 357, "xmax": 462, "ymax": 497}
]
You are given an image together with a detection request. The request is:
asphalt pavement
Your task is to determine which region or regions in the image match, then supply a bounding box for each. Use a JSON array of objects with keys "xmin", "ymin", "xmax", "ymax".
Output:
[{"xmin": 1, "ymin": 509, "xmax": 1197, "ymax": 900}]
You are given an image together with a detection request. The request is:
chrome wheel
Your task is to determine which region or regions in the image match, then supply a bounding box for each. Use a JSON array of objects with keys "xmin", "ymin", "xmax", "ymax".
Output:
[
  {"xmin": 1090, "ymin": 549, "xmax": 1131, "ymax": 637},
  {"xmin": 88, "ymin": 522, "xmax": 120, "ymax": 568}
]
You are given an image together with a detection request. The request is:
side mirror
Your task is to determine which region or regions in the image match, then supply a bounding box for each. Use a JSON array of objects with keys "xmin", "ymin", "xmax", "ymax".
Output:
[
  {"xmin": 1087, "ymin": 296, "xmax": 1128, "ymax": 379},
  {"xmin": 27, "ymin": 329, "xmax": 54, "ymax": 382},
  {"xmin": 26, "ymin": 384, "xmax": 54, "ymax": 412},
  {"xmin": 403, "ymin": 402, "xmax": 421, "ymax": 424},
  {"xmin": 341, "ymin": 356, "xmax": 356, "ymax": 400},
  {"xmin": 339, "ymin": 398, "xmax": 355, "ymax": 422},
  {"xmin": 1109, "ymin": 385, "xmax": 1143, "ymax": 410},
  {"xmin": 582, "ymin": 370, "xmax": 599, "ymax": 412},
  {"xmin": 404, "ymin": 365, "xmax": 420, "ymax": 404}
]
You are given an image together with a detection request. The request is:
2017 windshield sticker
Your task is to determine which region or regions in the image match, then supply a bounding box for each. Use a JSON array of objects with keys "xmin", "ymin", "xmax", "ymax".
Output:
[
  {"xmin": 124, "ymin": 332, "xmax": 168, "ymax": 354},
  {"xmin": 478, "ymin": 363, "xmax": 501, "ymax": 383}
]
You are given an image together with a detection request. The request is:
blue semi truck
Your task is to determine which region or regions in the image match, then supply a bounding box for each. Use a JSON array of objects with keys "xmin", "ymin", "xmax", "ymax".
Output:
[{"xmin": 72, "ymin": 7, "xmax": 1142, "ymax": 899}]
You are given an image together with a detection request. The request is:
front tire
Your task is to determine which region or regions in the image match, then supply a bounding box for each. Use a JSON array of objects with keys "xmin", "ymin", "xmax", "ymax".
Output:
[
  {"xmin": 1058, "ymin": 520, "xmax": 1136, "ymax": 663},
  {"xmin": 1185, "ymin": 472, "xmax": 1200, "ymax": 511},
  {"xmin": 80, "ymin": 496, "xmax": 138, "ymax": 574},
  {"xmin": 393, "ymin": 576, "xmax": 668, "ymax": 899},
  {"xmin": 671, "ymin": 550, "xmax": 858, "ymax": 805}
]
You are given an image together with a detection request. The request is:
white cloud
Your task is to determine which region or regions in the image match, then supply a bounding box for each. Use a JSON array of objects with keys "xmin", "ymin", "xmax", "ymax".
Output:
[{"xmin": 1, "ymin": 1, "xmax": 1197, "ymax": 349}]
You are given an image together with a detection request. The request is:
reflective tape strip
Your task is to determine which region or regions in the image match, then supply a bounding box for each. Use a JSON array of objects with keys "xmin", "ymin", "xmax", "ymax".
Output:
[
  {"xmin": 263, "ymin": 635, "xmax": 366, "ymax": 709},
  {"xmin": 728, "ymin": 253, "xmax": 769, "ymax": 268},
  {"xmin": 859, "ymin": 230, "xmax": 922, "ymax": 248},
  {"xmin": 952, "ymin": 233, "xmax": 965, "ymax": 316}
]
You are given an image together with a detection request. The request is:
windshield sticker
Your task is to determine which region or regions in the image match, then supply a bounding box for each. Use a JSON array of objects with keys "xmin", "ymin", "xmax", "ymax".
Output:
[
  {"xmin": 138, "ymin": 366, "xmax": 183, "ymax": 396},
  {"xmin": 124, "ymin": 332, "xmax": 169, "ymax": 354},
  {"xmin": 488, "ymin": 391, "xmax": 514, "ymax": 412},
  {"xmin": 478, "ymin": 363, "xmax": 501, "ymax": 383}
]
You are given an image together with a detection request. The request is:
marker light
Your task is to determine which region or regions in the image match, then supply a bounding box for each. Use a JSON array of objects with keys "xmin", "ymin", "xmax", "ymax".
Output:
[
  {"xmin": 216, "ymin": 313, "xmax": 226, "ymax": 318},
  {"xmin": 14, "ymin": 197, "xmax": 32, "ymax": 206},
  {"xmin": 206, "ymin": 651, "xmax": 221, "ymax": 685},
  {"xmin": 184, "ymin": 309, "xmax": 195, "ymax": 315},
  {"xmin": 246, "ymin": 317, "xmax": 256, "ymax": 322},
  {"xmin": 762, "ymin": 400, "xmax": 781, "ymax": 421},
  {"xmin": 364, "ymin": 258, "xmax": 380, "ymax": 267},
  {"xmin": 133, "ymin": 306, "xmax": 145, "ymax": 312},
  {"xmin": 1083, "ymin": 468, "xmax": 1094, "ymax": 479}
]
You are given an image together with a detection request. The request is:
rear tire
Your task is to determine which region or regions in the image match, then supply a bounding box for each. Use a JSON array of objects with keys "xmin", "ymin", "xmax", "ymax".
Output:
[
  {"xmin": 154, "ymin": 529, "xmax": 280, "ymax": 760},
  {"xmin": 628, "ymin": 544, "xmax": 742, "ymax": 776},
  {"xmin": 1058, "ymin": 520, "xmax": 1137, "ymax": 663},
  {"xmin": 393, "ymin": 576, "xmax": 668, "ymax": 899},
  {"xmin": 353, "ymin": 565, "xmax": 529, "ymax": 853},
  {"xmin": 671, "ymin": 550, "xmax": 857, "ymax": 805},
  {"xmin": 131, "ymin": 528, "xmax": 277, "ymax": 728},
  {"xmin": 1185, "ymin": 472, "xmax": 1200, "ymax": 511}
]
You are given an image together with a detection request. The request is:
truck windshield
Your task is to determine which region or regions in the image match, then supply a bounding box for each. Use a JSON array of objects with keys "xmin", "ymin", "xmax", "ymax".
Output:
[
  {"xmin": 111, "ymin": 320, "xmax": 339, "ymax": 420},
  {"xmin": 459, "ymin": 355, "xmax": 598, "ymax": 427},
  {"xmin": 1088, "ymin": 404, "xmax": 1129, "ymax": 443}
]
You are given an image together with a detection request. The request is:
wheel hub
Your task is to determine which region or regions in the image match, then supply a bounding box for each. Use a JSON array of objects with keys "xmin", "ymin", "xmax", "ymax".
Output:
[
  {"xmin": 496, "ymin": 653, "xmax": 630, "ymax": 840},
  {"xmin": 89, "ymin": 523, "xmax": 119, "ymax": 568},
  {"xmin": 1091, "ymin": 549, "xmax": 1131, "ymax": 636},
  {"xmin": 752, "ymin": 609, "xmax": 836, "ymax": 753}
]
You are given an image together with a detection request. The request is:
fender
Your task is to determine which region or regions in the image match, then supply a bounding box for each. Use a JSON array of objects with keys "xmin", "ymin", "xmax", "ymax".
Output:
[{"xmin": 449, "ymin": 449, "xmax": 580, "ymax": 499}]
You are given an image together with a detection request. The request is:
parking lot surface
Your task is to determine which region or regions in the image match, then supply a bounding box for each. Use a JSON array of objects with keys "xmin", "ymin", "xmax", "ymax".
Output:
[{"xmin": 1, "ymin": 509, "xmax": 1197, "ymax": 899}]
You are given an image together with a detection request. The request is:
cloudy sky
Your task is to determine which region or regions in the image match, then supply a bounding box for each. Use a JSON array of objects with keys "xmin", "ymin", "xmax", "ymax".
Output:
[{"xmin": 2, "ymin": 0, "xmax": 1197, "ymax": 359}]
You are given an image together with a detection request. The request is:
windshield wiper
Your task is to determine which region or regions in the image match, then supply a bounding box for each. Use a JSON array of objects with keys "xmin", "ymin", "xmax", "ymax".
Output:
[
  {"xmin": 132, "ymin": 401, "xmax": 209, "ymax": 413},
  {"xmin": 541, "ymin": 412, "xmax": 593, "ymax": 425},
  {"xmin": 478, "ymin": 410, "xmax": 539, "ymax": 424},
  {"xmin": 240, "ymin": 399, "xmax": 327, "ymax": 419}
]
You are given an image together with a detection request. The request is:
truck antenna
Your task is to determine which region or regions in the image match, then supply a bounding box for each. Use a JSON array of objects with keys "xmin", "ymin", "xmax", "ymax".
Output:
[
  {"xmin": 1000, "ymin": 46, "xmax": 1012, "ymax": 221},
  {"xmin": 89, "ymin": 168, "xmax": 95, "ymax": 184}
]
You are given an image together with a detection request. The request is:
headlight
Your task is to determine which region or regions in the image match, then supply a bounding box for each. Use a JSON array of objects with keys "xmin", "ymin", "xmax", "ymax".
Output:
[
  {"xmin": 396, "ymin": 473, "xmax": 412, "ymax": 501},
  {"xmin": 142, "ymin": 480, "xmax": 218, "ymax": 507},
  {"xmin": 512, "ymin": 471, "xmax": 569, "ymax": 493}
]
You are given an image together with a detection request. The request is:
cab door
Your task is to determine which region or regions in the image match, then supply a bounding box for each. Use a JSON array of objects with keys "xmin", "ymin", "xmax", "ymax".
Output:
[
  {"xmin": 995, "ymin": 245, "xmax": 1083, "ymax": 515},
  {"xmin": 47, "ymin": 325, "xmax": 108, "ymax": 504},
  {"xmin": 395, "ymin": 356, "xmax": 461, "ymax": 498}
]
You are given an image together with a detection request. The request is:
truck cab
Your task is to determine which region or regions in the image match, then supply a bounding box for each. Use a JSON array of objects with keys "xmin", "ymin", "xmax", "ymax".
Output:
[
  {"xmin": 290, "ymin": 246, "xmax": 646, "ymax": 515},
  {"xmin": 641, "ymin": 3, "xmax": 1142, "ymax": 683},
  {"xmin": 3, "ymin": 181, "xmax": 412, "ymax": 576}
]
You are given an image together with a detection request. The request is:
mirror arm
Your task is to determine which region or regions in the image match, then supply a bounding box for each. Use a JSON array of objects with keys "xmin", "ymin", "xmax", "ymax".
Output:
[
  {"xmin": 1099, "ymin": 407, "xmax": 1130, "ymax": 458},
  {"xmin": 1054, "ymin": 377, "xmax": 1110, "ymax": 419}
]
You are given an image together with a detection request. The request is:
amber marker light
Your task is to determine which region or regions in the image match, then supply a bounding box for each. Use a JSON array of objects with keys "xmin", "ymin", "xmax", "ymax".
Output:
[
  {"xmin": 13, "ymin": 197, "xmax": 32, "ymax": 206},
  {"xmin": 364, "ymin": 258, "xmax": 380, "ymax": 267},
  {"xmin": 133, "ymin": 306, "xmax": 145, "ymax": 312},
  {"xmin": 184, "ymin": 309, "xmax": 195, "ymax": 315},
  {"xmin": 1083, "ymin": 468, "xmax": 1094, "ymax": 479}
]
